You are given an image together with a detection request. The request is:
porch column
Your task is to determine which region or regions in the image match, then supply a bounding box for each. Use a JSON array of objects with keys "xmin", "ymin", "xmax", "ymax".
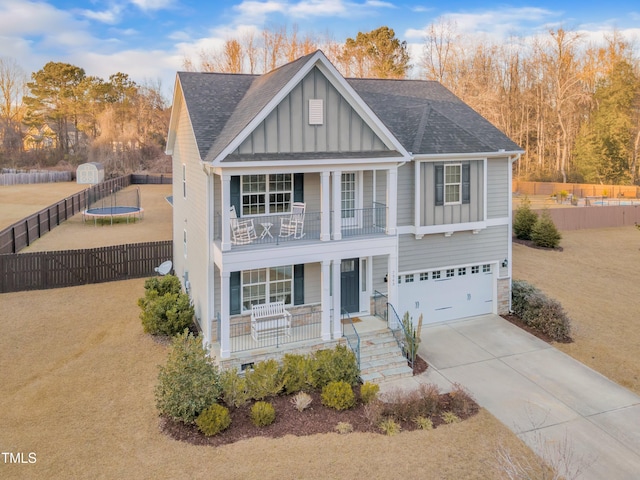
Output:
[
  {"xmin": 386, "ymin": 167, "xmax": 397, "ymax": 235},
  {"xmin": 219, "ymin": 270, "xmax": 231, "ymax": 358},
  {"xmin": 321, "ymin": 260, "xmax": 331, "ymax": 340},
  {"xmin": 221, "ymin": 174, "xmax": 231, "ymax": 252},
  {"xmin": 320, "ymin": 171, "xmax": 331, "ymax": 241},
  {"xmin": 331, "ymin": 258, "xmax": 342, "ymax": 338},
  {"xmin": 387, "ymin": 251, "xmax": 399, "ymax": 328},
  {"xmin": 331, "ymin": 171, "xmax": 342, "ymax": 240}
]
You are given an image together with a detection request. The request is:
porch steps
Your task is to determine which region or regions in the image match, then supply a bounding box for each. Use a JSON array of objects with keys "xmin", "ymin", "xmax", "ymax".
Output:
[{"xmin": 358, "ymin": 330, "xmax": 413, "ymax": 384}]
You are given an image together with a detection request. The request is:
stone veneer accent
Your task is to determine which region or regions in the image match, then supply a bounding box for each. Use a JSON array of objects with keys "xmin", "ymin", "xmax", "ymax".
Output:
[{"xmin": 497, "ymin": 277, "xmax": 510, "ymax": 314}]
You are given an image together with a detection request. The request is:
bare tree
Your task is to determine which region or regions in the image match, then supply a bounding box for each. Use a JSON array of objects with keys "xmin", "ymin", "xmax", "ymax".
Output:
[{"xmin": 0, "ymin": 57, "xmax": 26, "ymax": 160}]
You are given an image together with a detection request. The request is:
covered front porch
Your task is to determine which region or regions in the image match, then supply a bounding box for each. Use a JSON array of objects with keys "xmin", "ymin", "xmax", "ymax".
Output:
[{"xmin": 210, "ymin": 249, "xmax": 399, "ymax": 360}]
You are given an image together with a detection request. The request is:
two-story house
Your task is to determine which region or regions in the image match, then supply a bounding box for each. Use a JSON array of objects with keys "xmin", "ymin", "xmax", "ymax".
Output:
[{"xmin": 165, "ymin": 50, "xmax": 522, "ymax": 369}]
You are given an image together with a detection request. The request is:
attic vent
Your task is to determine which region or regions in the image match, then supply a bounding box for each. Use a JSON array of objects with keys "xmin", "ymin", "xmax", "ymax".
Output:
[{"xmin": 308, "ymin": 99, "xmax": 323, "ymax": 125}]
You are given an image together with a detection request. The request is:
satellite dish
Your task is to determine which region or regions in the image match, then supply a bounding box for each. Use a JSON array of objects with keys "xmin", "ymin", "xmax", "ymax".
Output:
[{"xmin": 155, "ymin": 260, "xmax": 172, "ymax": 275}]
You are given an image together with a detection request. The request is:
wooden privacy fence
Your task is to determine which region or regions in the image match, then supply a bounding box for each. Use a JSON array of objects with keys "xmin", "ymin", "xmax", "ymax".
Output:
[
  {"xmin": 519, "ymin": 206, "xmax": 640, "ymax": 231},
  {"xmin": 513, "ymin": 181, "xmax": 639, "ymax": 199},
  {"xmin": 0, "ymin": 173, "xmax": 171, "ymax": 254},
  {"xmin": 0, "ymin": 240, "xmax": 172, "ymax": 293},
  {"xmin": 0, "ymin": 169, "xmax": 73, "ymax": 186}
]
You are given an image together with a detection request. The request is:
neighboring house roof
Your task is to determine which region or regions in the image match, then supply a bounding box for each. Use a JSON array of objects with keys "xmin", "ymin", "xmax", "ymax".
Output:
[{"xmin": 171, "ymin": 50, "xmax": 522, "ymax": 162}]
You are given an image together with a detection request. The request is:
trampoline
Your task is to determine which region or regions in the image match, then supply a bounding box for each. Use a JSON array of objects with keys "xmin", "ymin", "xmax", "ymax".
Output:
[{"xmin": 83, "ymin": 187, "xmax": 144, "ymax": 225}]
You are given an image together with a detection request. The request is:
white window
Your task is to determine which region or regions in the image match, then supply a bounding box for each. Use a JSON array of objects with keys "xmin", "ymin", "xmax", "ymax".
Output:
[
  {"xmin": 420, "ymin": 272, "xmax": 428, "ymax": 281},
  {"xmin": 445, "ymin": 164, "xmax": 461, "ymax": 204},
  {"xmin": 483, "ymin": 264, "xmax": 491, "ymax": 273},
  {"xmin": 341, "ymin": 172, "xmax": 356, "ymax": 222},
  {"xmin": 182, "ymin": 164, "xmax": 186, "ymax": 199},
  {"xmin": 183, "ymin": 229, "xmax": 187, "ymax": 258},
  {"xmin": 242, "ymin": 174, "xmax": 292, "ymax": 215},
  {"xmin": 405, "ymin": 274, "xmax": 414, "ymax": 283},
  {"xmin": 446, "ymin": 269, "xmax": 455, "ymax": 278},
  {"xmin": 432, "ymin": 270, "xmax": 441, "ymax": 279},
  {"xmin": 242, "ymin": 266, "xmax": 293, "ymax": 310},
  {"xmin": 458, "ymin": 267, "xmax": 466, "ymax": 276},
  {"xmin": 471, "ymin": 265, "xmax": 479, "ymax": 274}
]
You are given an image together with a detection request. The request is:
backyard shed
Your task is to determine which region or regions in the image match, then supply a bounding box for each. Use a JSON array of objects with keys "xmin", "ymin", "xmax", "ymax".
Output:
[{"xmin": 76, "ymin": 162, "xmax": 104, "ymax": 185}]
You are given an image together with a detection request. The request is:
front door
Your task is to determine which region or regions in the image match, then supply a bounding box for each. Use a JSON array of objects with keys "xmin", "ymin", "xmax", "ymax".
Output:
[{"xmin": 341, "ymin": 258, "xmax": 359, "ymax": 314}]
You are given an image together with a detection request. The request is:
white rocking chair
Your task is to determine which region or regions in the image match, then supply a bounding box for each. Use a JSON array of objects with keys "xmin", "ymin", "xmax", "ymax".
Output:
[
  {"xmin": 230, "ymin": 205, "xmax": 257, "ymax": 245},
  {"xmin": 279, "ymin": 202, "xmax": 305, "ymax": 239}
]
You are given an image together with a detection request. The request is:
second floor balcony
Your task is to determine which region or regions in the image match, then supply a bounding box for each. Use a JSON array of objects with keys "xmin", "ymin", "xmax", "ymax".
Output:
[{"xmin": 214, "ymin": 203, "xmax": 389, "ymax": 250}]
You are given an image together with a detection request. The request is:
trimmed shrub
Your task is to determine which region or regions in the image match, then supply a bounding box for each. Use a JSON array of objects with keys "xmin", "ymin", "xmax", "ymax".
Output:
[
  {"xmin": 155, "ymin": 330, "xmax": 221, "ymax": 424},
  {"xmin": 359, "ymin": 382, "xmax": 380, "ymax": 405},
  {"xmin": 250, "ymin": 401, "xmax": 276, "ymax": 427},
  {"xmin": 531, "ymin": 210, "xmax": 562, "ymax": 248},
  {"xmin": 138, "ymin": 274, "xmax": 194, "ymax": 336},
  {"xmin": 512, "ymin": 280, "xmax": 572, "ymax": 342},
  {"xmin": 281, "ymin": 353, "xmax": 315, "ymax": 394},
  {"xmin": 311, "ymin": 345, "xmax": 360, "ymax": 388},
  {"xmin": 245, "ymin": 359, "xmax": 284, "ymax": 400},
  {"xmin": 195, "ymin": 403, "xmax": 231, "ymax": 436},
  {"xmin": 513, "ymin": 197, "xmax": 538, "ymax": 240},
  {"xmin": 321, "ymin": 380, "xmax": 356, "ymax": 410},
  {"xmin": 220, "ymin": 368, "xmax": 250, "ymax": 408}
]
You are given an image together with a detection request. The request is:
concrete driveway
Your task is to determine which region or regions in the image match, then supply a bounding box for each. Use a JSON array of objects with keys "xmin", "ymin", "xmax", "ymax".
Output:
[{"xmin": 417, "ymin": 314, "xmax": 640, "ymax": 479}]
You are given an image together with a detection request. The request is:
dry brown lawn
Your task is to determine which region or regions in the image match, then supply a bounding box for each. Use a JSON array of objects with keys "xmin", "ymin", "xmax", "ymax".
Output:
[
  {"xmin": 0, "ymin": 279, "xmax": 541, "ymax": 480},
  {"xmin": 0, "ymin": 182, "xmax": 88, "ymax": 230},
  {"xmin": 20, "ymin": 184, "xmax": 172, "ymax": 251},
  {"xmin": 513, "ymin": 226, "xmax": 640, "ymax": 394}
]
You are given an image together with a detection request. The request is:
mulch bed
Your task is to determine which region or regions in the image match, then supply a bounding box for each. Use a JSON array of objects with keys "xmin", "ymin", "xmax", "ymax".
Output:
[
  {"xmin": 512, "ymin": 236, "xmax": 563, "ymax": 251},
  {"xmin": 159, "ymin": 382, "xmax": 479, "ymax": 447}
]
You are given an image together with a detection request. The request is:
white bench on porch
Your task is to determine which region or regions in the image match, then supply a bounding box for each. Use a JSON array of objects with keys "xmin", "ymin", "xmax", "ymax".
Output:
[{"xmin": 251, "ymin": 301, "xmax": 292, "ymax": 341}]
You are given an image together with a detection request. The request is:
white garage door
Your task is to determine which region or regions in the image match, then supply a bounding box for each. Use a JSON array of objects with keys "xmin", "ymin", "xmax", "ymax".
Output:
[{"xmin": 397, "ymin": 264, "xmax": 494, "ymax": 325}]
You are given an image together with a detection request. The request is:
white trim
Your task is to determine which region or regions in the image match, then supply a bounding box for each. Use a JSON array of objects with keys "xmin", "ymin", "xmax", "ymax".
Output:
[
  {"xmin": 414, "ymin": 151, "xmax": 524, "ymax": 162},
  {"xmin": 212, "ymin": 156, "xmax": 406, "ymax": 169}
]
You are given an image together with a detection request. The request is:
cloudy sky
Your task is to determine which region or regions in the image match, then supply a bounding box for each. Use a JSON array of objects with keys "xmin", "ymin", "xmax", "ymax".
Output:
[{"xmin": 1, "ymin": 0, "xmax": 639, "ymax": 98}]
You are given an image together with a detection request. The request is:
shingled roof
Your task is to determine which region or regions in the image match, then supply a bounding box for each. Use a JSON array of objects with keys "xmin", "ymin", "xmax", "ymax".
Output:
[{"xmin": 174, "ymin": 50, "xmax": 522, "ymax": 161}]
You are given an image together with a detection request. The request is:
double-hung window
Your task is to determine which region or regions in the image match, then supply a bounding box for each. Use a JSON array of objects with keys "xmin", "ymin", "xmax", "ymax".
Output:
[
  {"xmin": 241, "ymin": 266, "xmax": 293, "ymax": 310},
  {"xmin": 241, "ymin": 174, "xmax": 292, "ymax": 215},
  {"xmin": 444, "ymin": 164, "xmax": 462, "ymax": 205}
]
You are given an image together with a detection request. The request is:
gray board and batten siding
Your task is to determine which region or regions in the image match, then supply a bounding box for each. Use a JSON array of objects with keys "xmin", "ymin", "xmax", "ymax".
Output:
[{"xmin": 232, "ymin": 67, "xmax": 389, "ymax": 158}]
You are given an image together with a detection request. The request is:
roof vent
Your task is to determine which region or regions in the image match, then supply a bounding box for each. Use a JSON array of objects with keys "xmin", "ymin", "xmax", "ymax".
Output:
[{"xmin": 309, "ymin": 99, "xmax": 323, "ymax": 125}]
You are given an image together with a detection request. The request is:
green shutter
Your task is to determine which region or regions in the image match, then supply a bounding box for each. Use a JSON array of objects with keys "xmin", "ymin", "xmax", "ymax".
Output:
[
  {"xmin": 230, "ymin": 271, "xmax": 241, "ymax": 314},
  {"xmin": 293, "ymin": 264, "xmax": 304, "ymax": 305},
  {"xmin": 462, "ymin": 164, "xmax": 470, "ymax": 204},
  {"xmin": 293, "ymin": 173, "xmax": 304, "ymax": 203},
  {"xmin": 435, "ymin": 164, "xmax": 444, "ymax": 206},
  {"xmin": 230, "ymin": 176, "xmax": 241, "ymax": 216}
]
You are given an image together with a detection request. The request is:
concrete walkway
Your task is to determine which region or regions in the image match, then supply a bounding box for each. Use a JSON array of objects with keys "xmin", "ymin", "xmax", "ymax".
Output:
[{"xmin": 379, "ymin": 314, "xmax": 640, "ymax": 479}]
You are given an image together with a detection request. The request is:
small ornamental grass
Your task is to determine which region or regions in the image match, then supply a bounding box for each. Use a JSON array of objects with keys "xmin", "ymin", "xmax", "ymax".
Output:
[
  {"xmin": 195, "ymin": 403, "xmax": 231, "ymax": 436},
  {"xmin": 290, "ymin": 391, "xmax": 313, "ymax": 412},
  {"xmin": 378, "ymin": 417, "xmax": 402, "ymax": 436},
  {"xmin": 441, "ymin": 411, "xmax": 461, "ymax": 424},
  {"xmin": 334, "ymin": 422, "xmax": 353, "ymax": 434},
  {"xmin": 321, "ymin": 380, "xmax": 356, "ymax": 410},
  {"xmin": 414, "ymin": 416, "xmax": 433, "ymax": 430},
  {"xmin": 250, "ymin": 401, "xmax": 276, "ymax": 427}
]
